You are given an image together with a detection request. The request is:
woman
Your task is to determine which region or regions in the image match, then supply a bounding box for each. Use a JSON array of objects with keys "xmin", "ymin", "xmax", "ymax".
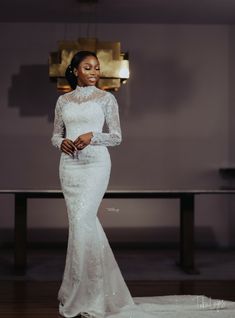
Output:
[{"xmin": 51, "ymin": 51, "xmax": 235, "ymax": 318}]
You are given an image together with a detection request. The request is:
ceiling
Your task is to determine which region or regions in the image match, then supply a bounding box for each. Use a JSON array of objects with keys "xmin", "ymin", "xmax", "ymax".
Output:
[{"xmin": 1, "ymin": 0, "xmax": 235, "ymax": 24}]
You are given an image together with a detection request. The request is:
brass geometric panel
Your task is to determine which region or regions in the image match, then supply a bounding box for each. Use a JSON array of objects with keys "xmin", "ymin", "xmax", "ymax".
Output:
[{"xmin": 49, "ymin": 37, "xmax": 129, "ymax": 92}]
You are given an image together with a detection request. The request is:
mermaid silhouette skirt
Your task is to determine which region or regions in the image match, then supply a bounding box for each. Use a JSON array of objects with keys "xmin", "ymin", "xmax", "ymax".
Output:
[{"xmin": 57, "ymin": 146, "xmax": 134, "ymax": 318}]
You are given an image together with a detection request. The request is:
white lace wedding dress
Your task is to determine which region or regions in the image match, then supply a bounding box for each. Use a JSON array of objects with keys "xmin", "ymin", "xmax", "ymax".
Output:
[{"xmin": 51, "ymin": 85, "xmax": 235, "ymax": 318}]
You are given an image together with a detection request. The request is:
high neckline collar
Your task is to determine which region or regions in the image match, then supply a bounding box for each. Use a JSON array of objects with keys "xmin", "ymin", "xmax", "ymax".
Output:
[{"xmin": 75, "ymin": 85, "xmax": 98, "ymax": 93}]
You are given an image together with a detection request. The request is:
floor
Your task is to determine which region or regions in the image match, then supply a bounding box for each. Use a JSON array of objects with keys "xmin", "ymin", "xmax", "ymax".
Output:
[
  {"xmin": 1, "ymin": 246, "xmax": 235, "ymax": 281},
  {"xmin": 1, "ymin": 247, "xmax": 235, "ymax": 317}
]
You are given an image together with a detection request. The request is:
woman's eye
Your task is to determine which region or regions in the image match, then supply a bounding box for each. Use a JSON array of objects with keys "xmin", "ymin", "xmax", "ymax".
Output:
[{"xmin": 84, "ymin": 67, "xmax": 100, "ymax": 71}]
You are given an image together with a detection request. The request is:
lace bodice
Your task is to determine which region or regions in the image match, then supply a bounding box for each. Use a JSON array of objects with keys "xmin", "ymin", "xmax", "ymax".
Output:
[{"xmin": 51, "ymin": 85, "xmax": 122, "ymax": 150}]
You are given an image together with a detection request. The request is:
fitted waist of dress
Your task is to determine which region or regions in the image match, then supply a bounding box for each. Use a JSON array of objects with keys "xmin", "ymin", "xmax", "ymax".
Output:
[{"xmin": 60, "ymin": 144, "xmax": 110, "ymax": 167}]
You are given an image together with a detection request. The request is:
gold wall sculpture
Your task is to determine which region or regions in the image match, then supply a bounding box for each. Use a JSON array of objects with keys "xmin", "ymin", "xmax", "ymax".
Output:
[{"xmin": 49, "ymin": 37, "xmax": 129, "ymax": 92}]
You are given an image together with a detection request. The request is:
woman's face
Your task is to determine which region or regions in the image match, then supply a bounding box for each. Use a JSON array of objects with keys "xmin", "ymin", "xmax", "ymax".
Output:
[{"xmin": 74, "ymin": 55, "xmax": 100, "ymax": 87}]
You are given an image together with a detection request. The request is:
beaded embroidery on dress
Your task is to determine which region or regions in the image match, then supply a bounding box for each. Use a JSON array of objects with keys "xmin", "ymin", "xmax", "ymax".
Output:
[{"xmin": 51, "ymin": 85, "xmax": 235, "ymax": 318}]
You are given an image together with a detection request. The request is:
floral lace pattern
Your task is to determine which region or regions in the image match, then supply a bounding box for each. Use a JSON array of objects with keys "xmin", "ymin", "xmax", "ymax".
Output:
[
  {"xmin": 52, "ymin": 85, "xmax": 133, "ymax": 318},
  {"xmin": 52, "ymin": 85, "xmax": 235, "ymax": 318},
  {"xmin": 51, "ymin": 85, "xmax": 122, "ymax": 150}
]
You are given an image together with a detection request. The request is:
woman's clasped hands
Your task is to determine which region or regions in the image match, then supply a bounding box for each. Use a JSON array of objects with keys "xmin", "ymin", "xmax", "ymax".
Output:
[{"xmin": 60, "ymin": 132, "xmax": 93, "ymax": 157}]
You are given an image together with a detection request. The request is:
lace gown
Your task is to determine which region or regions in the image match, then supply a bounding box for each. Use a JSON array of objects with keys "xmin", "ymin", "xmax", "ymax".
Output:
[{"xmin": 51, "ymin": 85, "xmax": 235, "ymax": 318}]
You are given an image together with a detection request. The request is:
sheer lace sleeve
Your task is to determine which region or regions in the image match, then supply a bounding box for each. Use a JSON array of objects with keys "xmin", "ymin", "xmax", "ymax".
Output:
[
  {"xmin": 90, "ymin": 93, "xmax": 122, "ymax": 146},
  {"xmin": 51, "ymin": 96, "xmax": 65, "ymax": 150}
]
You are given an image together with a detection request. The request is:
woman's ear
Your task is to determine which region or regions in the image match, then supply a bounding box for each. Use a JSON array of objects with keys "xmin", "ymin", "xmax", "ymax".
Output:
[{"xmin": 73, "ymin": 68, "xmax": 78, "ymax": 77}]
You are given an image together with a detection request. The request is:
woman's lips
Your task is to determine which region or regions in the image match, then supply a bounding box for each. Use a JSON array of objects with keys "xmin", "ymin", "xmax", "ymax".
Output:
[{"xmin": 88, "ymin": 77, "xmax": 97, "ymax": 82}]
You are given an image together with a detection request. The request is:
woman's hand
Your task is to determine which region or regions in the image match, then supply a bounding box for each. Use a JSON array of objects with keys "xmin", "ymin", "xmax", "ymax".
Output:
[
  {"xmin": 61, "ymin": 139, "xmax": 77, "ymax": 156},
  {"xmin": 74, "ymin": 132, "xmax": 93, "ymax": 150}
]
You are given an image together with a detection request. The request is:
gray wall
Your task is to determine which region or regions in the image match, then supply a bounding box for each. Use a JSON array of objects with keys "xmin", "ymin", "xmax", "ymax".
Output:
[{"xmin": 0, "ymin": 23, "xmax": 234, "ymax": 247}]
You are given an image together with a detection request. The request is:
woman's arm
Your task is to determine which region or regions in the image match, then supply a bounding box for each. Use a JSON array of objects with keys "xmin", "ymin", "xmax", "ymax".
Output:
[
  {"xmin": 89, "ymin": 93, "xmax": 122, "ymax": 146},
  {"xmin": 51, "ymin": 96, "xmax": 66, "ymax": 149}
]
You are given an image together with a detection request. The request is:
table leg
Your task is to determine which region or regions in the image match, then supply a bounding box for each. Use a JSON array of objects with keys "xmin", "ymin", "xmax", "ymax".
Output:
[
  {"xmin": 178, "ymin": 194, "xmax": 199, "ymax": 274},
  {"xmin": 14, "ymin": 194, "xmax": 27, "ymax": 273}
]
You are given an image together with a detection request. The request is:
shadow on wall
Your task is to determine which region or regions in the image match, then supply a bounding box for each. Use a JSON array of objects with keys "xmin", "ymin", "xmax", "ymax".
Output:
[
  {"xmin": 8, "ymin": 65, "xmax": 60, "ymax": 122},
  {"xmin": 7, "ymin": 58, "xmax": 195, "ymax": 121},
  {"xmin": 129, "ymin": 55, "xmax": 195, "ymax": 118}
]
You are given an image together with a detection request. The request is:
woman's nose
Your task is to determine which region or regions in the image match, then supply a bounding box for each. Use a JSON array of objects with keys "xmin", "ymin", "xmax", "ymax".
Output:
[{"xmin": 91, "ymin": 68, "xmax": 98, "ymax": 75}]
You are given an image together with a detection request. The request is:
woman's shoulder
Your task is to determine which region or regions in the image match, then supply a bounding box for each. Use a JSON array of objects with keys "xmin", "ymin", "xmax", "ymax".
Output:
[
  {"xmin": 99, "ymin": 89, "xmax": 117, "ymax": 103},
  {"xmin": 56, "ymin": 90, "xmax": 75, "ymax": 106},
  {"xmin": 59, "ymin": 90, "xmax": 74, "ymax": 100},
  {"xmin": 100, "ymin": 89, "xmax": 113, "ymax": 96},
  {"xmin": 91, "ymin": 87, "xmax": 116, "ymax": 104},
  {"xmin": 95, "ymin": 87, "xmax": 109, "ymax": 97}
]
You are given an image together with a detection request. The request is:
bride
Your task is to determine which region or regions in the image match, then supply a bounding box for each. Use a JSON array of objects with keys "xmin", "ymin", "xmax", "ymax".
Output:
[{"xmin": 51, "ymin": 50, "xmax": 235, "ymax": 318}]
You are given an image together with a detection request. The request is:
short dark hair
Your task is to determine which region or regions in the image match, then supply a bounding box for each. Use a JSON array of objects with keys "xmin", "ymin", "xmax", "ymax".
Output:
[{"xmin": 65, "ymin": 50, "xmax": 98, "ymax": 90}]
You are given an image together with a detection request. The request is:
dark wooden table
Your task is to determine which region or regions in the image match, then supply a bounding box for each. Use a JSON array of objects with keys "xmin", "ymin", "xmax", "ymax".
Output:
[{"xmin": 1, "ymin": 189, "xmax": 235, "ymax": 275}]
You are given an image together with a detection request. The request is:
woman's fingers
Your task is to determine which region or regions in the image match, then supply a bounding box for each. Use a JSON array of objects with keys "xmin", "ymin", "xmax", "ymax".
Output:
[
  {"xmin": 62, "ymin": 145, "xmax": 73, "ymax": 154},
  {"xmin": 63, "ymin": 149, "xmax": 73, "ymax": 156},
  {"xmin": 74, "ymin": 139, "xmax": 87, "ymax": 148},
  {"xmin": 74, "ymin": 137, "xmax": 80, "ymax": 143},
  {"xmin": 74, "ymin": 141, "xmax": 82, "ymax": 148},
  {"xmin": 66, "ymin": 139, "xmax": 77, "ymax": 151},
  {"xmin": 62, "ymin": 144, "xmax": 73, "ymax": 153},
  {"xmin": 61, "ymin": 139, "xmax": 76, "ymax": 155},
  {"xmin": 74, "ymin": 138, "xmax": 81, "ymax": 147},
  {"xmin": 74, "ymin": 133, "xmax": 92, "ymax": 148}
]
